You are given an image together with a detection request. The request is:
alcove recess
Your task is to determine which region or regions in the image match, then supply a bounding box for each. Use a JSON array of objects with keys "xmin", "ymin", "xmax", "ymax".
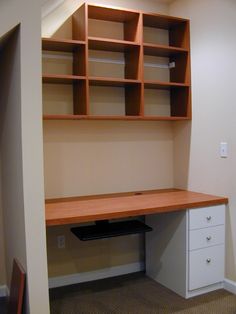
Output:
[{"xmin": 42, "ymin": 3, "xmax": 191, "ymax": 120}]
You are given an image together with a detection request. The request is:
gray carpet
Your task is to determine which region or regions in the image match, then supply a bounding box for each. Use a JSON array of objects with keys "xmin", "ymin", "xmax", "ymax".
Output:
[
  {"xmin": 0, "ymin": 297, "xmax": 7, "ymax": 314},
  {"xmin": 49, "ymin": 272, "xmax": 236, "ymax": 314}
]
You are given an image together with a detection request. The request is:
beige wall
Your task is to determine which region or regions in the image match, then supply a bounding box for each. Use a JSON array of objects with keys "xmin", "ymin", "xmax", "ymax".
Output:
[
  {"xmin": 42, "ymin": 0, "xmax": 174, "ymax": 278},
  {"xmin": 0, "ymin": 162, "xmax": 6, "ymax": 286},
  {"xmin": 44, "ymin": 121, "xmax": 173, "ymax": 276},
  {"xmin": 0, "ymin": 26, "xmax": 27, "ymax": 287},
  {"xmin": 0, "ymin": 0, "xmax": 49, "ymax": 313},
  {"xmin": 169, "ymin": 0, "xmax": 236, "ymax": 281}
]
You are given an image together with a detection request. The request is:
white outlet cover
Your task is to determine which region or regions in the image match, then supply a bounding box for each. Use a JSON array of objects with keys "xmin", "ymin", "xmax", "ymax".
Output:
[{"xmin": 57, "ymin": 235, "xmax": 65, "ymax": 249}]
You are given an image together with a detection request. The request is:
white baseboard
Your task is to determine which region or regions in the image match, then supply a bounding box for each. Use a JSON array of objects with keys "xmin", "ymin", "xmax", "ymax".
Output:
[
  {"xmin": 49, "ymin": 262, "xmax": 145, "ymax": 289},
  {"xmin": 0, "ymin": 285, "xmax": 8, "ymax": 297},
  {"xmin": 224, "ymin": 278, "xmax": 236, "ymax": 294}
]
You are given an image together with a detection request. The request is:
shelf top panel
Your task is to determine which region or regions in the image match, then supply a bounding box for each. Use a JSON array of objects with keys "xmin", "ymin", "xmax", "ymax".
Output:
[
  {"xmin": 89, "ymin": 77, "xmax": 141, "ymax": 87},
  {"xmin": 43, "ymin": 74, "xmax": 86, "ymax": 84},
  {"xmin": 88, "ymin": 37, "xmax": 140, "ymax": 52},
  {"xmin": 88, "ymin": 4, "xmax": 140, "ymax": 22},
  {"xmin": 45, "ymin": 189, "xmax": 228, "ymax": 226},
  {"xmin": 42, "ymin": 38, "xmax": 85, "ymax": 52},
  {"xmin": 144, "ymin": 43, "xmax": 188, "ymax": 57},
  {"xmin": 143, "ymin": 12, "xmax": 189, "ymax": 29}
]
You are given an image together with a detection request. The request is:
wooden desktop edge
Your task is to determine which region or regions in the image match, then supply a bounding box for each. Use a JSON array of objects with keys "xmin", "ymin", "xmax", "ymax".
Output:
[{"xmin": 45, "ymin": 189, "xmax": 228, "ymax": 227}]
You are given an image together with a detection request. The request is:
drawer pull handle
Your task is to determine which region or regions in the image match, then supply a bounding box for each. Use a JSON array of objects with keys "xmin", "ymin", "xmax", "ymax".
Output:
[
  {"xmin": 206, "ymin": 258, "xmax": 211, "ymax": 263},
  {"xmin": 206, "ymin": 216, "xmax": 212, "ymax": 221},
  {"xmin": 206, "ymin": 236, "xmax": 212, "ymax": 241}
]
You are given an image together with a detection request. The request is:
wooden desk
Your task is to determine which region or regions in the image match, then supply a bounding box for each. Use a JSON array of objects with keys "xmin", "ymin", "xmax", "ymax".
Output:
[
  {"xmin": 45, "ymin": 189, "xmax": 228, "ymax": 298},
  {"xmin": 45, "ymin": 189, "xmax": 228, "ymax": 226}
]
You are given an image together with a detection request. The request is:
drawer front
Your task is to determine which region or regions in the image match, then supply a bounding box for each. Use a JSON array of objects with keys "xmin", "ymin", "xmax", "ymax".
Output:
[
  {"xmin": 189, "ymin": 245, "xmax": 224, "ymax": 291},
  {"xmin": 189, "ymin": 225, "xmax": 225, "ymax": 251},
  {"xmin": 189, "ymin": 205, "xmax": 225, "ymax": 230}
]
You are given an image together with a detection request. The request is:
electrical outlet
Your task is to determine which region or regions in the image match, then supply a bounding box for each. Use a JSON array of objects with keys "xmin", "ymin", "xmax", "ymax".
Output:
[{"xmin": 57, "ymin": 235, "xmax": 65, "ymax": 249}]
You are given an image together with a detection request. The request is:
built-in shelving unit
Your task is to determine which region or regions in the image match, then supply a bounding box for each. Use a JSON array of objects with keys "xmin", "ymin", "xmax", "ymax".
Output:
[{"xmin": 42, "ymin": 3, "xmax": 191, "ymax": 120}]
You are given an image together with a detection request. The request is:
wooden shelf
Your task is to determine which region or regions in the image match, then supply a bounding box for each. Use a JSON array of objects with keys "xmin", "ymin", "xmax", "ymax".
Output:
[
  {"xmin": 142, "ymin": 116, "xmax": 190, "ymax": 121},
  {"xmin": 42, "ymin": 3, "xmax": 191, "ymax": 120},
  {"xmin": 43, "ymin": 74, "xmax": 86, "ymax": 84},
  {"xmin": 45, "ymin": 189, "xmax": 228, "ymax": 226},
  {"xmin": 144, "ymin": 43, "xmax": 188, "ymax": 57},
  {"xmin": 43, "ymin": 115, "xmax": 141, "ymax": 120},
  {"xmin": 88, "ymin": 37, "xmax": 140, "ymax": 52},
  {"xmin": 43, "ymin": 115, "xmax": 87, "ymax": 120},
  {"xmin": 85, "ymin": 115, "xmax": 141, "ymax": 120},
  {"xmin": 89, "ymin": 77, "xmax": 141, "ymax": 87},
  {"xmin": 144, "ymin": 81, "xmax": 189, "ymax": 89},
  {"xmin": 43, "ymin": 115, "xmax": 192, "ymax": 121},
  {"xmin": 42, "ymin": 38, "xmax": 85, "ymax": 52}
]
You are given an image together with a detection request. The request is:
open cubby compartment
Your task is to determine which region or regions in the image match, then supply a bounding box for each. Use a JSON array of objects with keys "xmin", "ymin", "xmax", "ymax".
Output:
[
  {"xmin": 88, "ymin": 44, "xmax": 141, "ymax": 80},
  {"xmin": 144, "ymin": 84, "xmax": 191, "ymax": 118},
  {"xmin": 144, "ymin": 51, "xmax": 189, "ymax": 84},
  {"xmin": 88, "ymin": 80, "xmax": 141, "ymax": 117},
  {"xmin": 43, "ymin": 79, "xmax": 87, "ymax": 117},
  {"xmin": 144, "ymin": 86, "xmax": 171, "ymax": 117},
  {"xmin": 87, "ymin": 5, "xmax": 141, "ymax": 42},
  {"xmin": 143, "ymin": 13, "xmax": 190, "ymax": 49},
  {"xmin": 42, "ymin": 41, "xmax": 86, "ymax": 77}
]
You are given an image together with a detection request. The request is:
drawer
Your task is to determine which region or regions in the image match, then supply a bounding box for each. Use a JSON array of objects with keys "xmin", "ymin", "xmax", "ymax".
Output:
[
  {"xmin": 189, "ymin": 225, "xmax": 225, "ymax": 251},
  {"xmin": 189, "ymin": 245, "xmax": 224, "ymax": 291},
  {"xmin": 188, "ymin": 205, "xmax": 225, "ymax": 230}
]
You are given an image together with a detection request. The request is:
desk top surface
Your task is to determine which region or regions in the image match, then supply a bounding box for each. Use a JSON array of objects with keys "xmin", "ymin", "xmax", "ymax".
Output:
[{"xmin": 45, "ymin": 189, "xmax": 228, "ymax": 226}]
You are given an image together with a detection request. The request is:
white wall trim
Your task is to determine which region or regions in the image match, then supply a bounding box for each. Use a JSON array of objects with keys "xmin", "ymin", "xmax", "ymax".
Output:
[
  {"xmin": 49, "ymin": 262, "xmax": 144, "ymax": 289},
  {"xmin": 224, "ymin": 278, "xmax": 236, "ymax": 294},
  {"xmin": 0, "ymin": 285, "xmax": 8, "ymax": 297}
]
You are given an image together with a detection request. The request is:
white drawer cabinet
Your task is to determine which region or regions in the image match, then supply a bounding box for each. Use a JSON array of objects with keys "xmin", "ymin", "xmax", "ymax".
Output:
[{"xmin": 146, "ymin": 205, "xmax": 225, "ymax": 298}]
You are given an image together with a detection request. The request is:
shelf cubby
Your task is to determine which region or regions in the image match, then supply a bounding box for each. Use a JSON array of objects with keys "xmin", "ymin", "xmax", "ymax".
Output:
[
  {"xmin": 42, "ymin": 3, "xmax": 191, "ymax": 120},
  {"xmin": 144, "ymin": 51, "xmax": 189, "ymax": 84},
  {"xmin": 89, "ymin": 79, "xmax": 141, "ymax": 117},
  {"xmin": 87, "ymin": 5, "xmax": 141, "ymax": 43},
  {"xmin": 144, "ymin": 83, "xmax": 190, "ymax": 118},
  {"xmin": 143, "ymin": 13, "xmax": 190, "ymax": 49},
  {"xmin": 43, "ymin": 78, "xmax": 88, "ymax": 117},
  {"xmin": 43, "ymin": 83, "xmax": 74, "ymax": 116},
  {"xmin": 88, "ymin": 47, "xmax": 141, "ymax": 80},
  {"xmin": 42, "ymin": 39, "xmax": 86, "ymax": 78}
]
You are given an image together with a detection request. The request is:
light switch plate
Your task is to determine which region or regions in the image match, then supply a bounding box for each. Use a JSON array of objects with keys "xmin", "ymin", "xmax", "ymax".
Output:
[{"xmin": 220, "ymin": 142, "xmax": 228, "ymax": 158}]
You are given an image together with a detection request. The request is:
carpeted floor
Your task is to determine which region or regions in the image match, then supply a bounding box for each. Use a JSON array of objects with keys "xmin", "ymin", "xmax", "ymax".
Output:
[
  {"xmin": 49, "ymin": 272, "xmax": 236, "ymax": 314},
  {"xmin": 0, "ymin": 297, "xmax": 7, "ymax": 314}
]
